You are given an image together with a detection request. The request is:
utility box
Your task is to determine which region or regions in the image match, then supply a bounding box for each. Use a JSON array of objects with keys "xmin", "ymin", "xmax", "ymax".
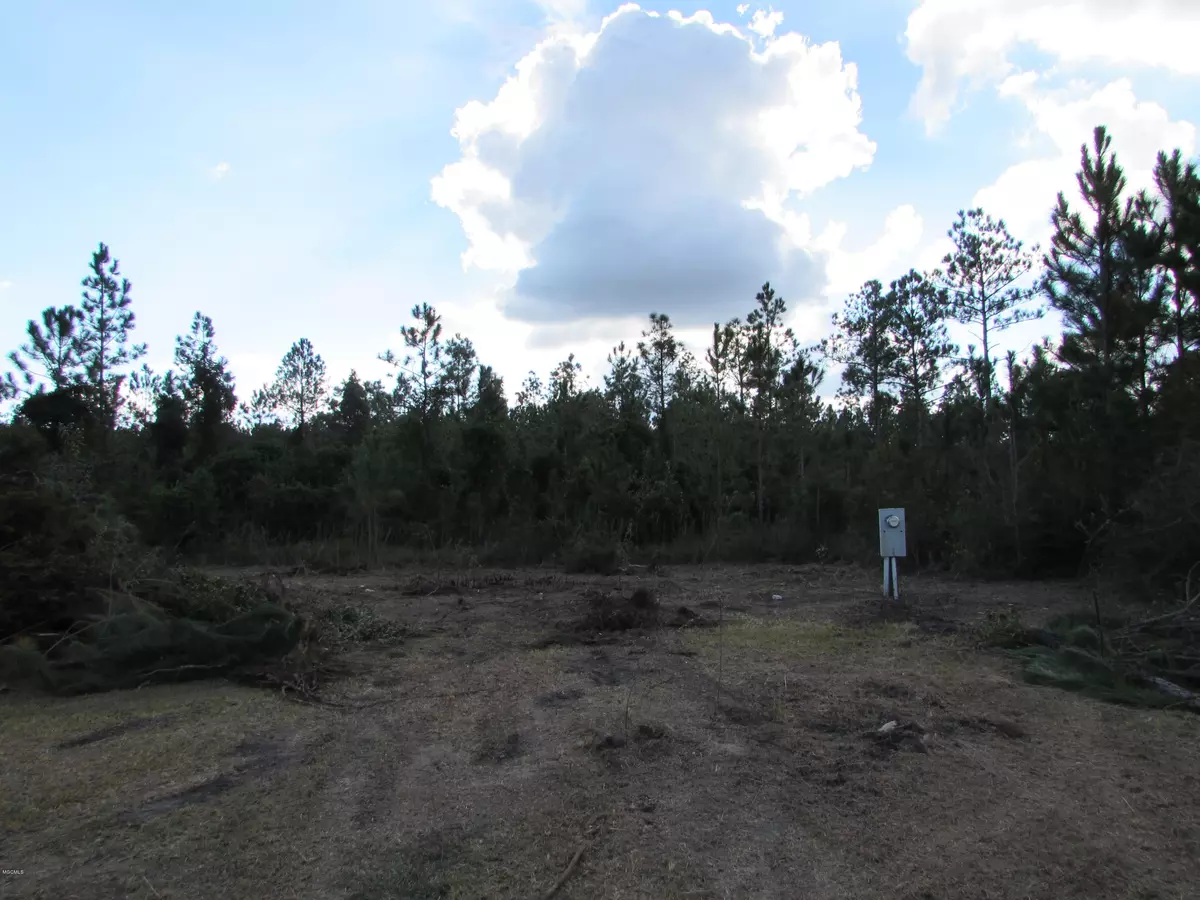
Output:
[{"xmin": 878, "ymin": 508, "xmax": 907, "ymax": 558}]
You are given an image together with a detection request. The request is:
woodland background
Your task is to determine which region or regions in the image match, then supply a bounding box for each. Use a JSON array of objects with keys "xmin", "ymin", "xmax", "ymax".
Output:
[{"xmin": 3, "ymin": 125, "xmax": 1198, "ymax": 603}]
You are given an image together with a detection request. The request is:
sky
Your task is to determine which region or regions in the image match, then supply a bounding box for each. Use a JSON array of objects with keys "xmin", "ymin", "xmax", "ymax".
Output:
[{"xmin": 2, "ymin": 0, "xmax": 1198, "ymax": 404}]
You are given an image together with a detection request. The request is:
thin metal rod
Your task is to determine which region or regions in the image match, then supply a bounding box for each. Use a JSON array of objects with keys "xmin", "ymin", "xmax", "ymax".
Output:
[{"xmin": 891, "ymin": 557, "xmax": 900, "ymax": 601}]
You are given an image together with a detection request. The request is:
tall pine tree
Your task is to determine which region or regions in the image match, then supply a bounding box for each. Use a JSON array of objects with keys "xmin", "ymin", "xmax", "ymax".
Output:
[
  {"xmin": 272, "ymin": 338, "xmax": 327, "ymax": 438},
  {"xmin": 77, "ymin": 243, "xmax": 147, "ymax": 432},
  {"xmin": 175, "ymin": 312, "xmax": 238, "ymax": 458},
  {"xmin": 936, "ymin": 208, "xmax": 1041, "ymax": 405},
  {"xmin": 826, "ymin": 279, "xmax": 899, "ymax": 439}
]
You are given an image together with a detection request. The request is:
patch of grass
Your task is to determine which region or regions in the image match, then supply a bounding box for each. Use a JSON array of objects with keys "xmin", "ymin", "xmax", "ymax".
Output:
[
  {"xmin": 348, "ymin": 858, "xmax": 451, "ymax": 900},
  {"xmin": 319, "ymin": 605, "xmax": 406, "ymax": 644},
  {"xmin": 685, "ymin": 616, "xmax": 917, "ymax": 659},
  {"xmin": 346, "ymin": 829, "xmax": 478, "ymax": 900},
  {"xmin": 975, "ymin": 606, "xmax": 1028, "ymax": 648},
  {"xmin": 1, "ymin": 684, "xmax": 313, "ymax": 836}
]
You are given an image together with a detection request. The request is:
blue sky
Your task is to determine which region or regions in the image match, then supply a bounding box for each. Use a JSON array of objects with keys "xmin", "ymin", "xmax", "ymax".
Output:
[{"xmin": 3, "ymin": 0, "xmax": 1198, "ymax": 404}]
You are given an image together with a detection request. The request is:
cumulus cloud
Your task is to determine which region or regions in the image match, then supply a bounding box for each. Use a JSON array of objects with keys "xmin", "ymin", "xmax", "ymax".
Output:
[
  {"xmin": 816, "ymin": 204, "xmax": 925, "ymax": 297},
  {"xmin": 209, "ymin": 161, "xmax": 231, "ymax": 181},
  {"xmin": 905, "ymin": 0, "xmax": 1200, "ymax": 133},
  {"xmin": 432, "ymin": 4, "xmax": 877, "ymax": 332},
  {"xmin": 972, "ymin": 76, "xmax": 1197, "ymax": 245},
  {"xmin": 748, "ymin": 8, "xmax": 785, "ymax": 39},
  {"xmin": 524, "ymin": 315, "xmax": 644, "ymax": 351}
]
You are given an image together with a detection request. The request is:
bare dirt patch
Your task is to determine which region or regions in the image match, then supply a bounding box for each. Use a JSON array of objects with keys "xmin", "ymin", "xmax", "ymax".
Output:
[{"xmin": 3, "ymin": 565, "xmax": 1199, "ymax": 899}]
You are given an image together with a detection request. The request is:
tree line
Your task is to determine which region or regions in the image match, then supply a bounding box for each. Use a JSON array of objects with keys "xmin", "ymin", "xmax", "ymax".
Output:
[{"xmin": 3, "ymin": 125, "xmax": 1198, "ymax": 589}]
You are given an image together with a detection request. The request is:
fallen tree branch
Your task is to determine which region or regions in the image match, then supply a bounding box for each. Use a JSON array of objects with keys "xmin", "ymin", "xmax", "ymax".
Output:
[
  {"xmin": 542, "ymin": 840, "xmax": 589, "ymax": 900},
  {"xmin": 1133, "ymin": 560, "xmax": 1200, "ymax": 628},
  {"xmin": 1145, "ymin": 675, "xmax": 1200, "ymax": 712},
  {"xmin": 136, "ymin": 663, "xmax": 228, "ymax": 688},
  {"xmin": 542, "ymin": 812, "xmax": 605, "ymax": 899}
]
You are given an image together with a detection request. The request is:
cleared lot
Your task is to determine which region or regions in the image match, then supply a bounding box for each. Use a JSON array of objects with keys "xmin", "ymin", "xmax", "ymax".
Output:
[{"xmin": 4, "ymin": 565, "xmax": 1199, "ymax": 899}]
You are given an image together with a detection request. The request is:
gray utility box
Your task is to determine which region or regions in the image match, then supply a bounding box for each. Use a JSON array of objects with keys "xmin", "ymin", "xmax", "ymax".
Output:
[{"xmin": 878, "ymin": 508, "xmax": 907, "ymax": 558}]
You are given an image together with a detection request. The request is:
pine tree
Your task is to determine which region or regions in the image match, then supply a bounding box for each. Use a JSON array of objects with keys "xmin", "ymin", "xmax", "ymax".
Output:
[
  {"xmin": 362, "ymin": 378, "xmax": 397, "ymax": 424},
  {"xmin": 440, "ymin": 335, "xmax": 478, "ymax": 417},
  {"xmin": 151, "ymin": 372, "xmax": 190, "ymax": 469},
  {"xmin": 8, "ymin": 305, "xmax": 85, "ymax": 393},
  {"xmin": 1153, "ymin": 149, "xmax": 1200, "ymax": 358},
  {"xmin": 826, "ymin": 279, "xmax": 899, "ymax": 439},
  {"xmin": 744, "ymin": 282, "xmax": 792, "ymax": 523},
  {"xmin": 332, "ymin": 370, "xmax": 371, "ymax": 444},
  {"xmin": 1043, "ymin": 125, "xmax": 1150, "ymax": 511},
  {"xmin": 745, "ymin": 283, "xmax": 790, "ymax": 416},
  {"xmin": 174, "ymin": 312, "xmax": 238, "ymax": 458},
  {"xmin": 638, "ymin": 313, "xmax": 680, "ymax": 421},
  {"xmin": 548, "ymin": 354, "xmax": 582, "ymax": 404},
  {"xmin": 886, "ymin": 270, "xmax": 956, "ymax": 403},
  {"xmin": 471, "ymin": 365, "xmax": 507, "ymax": 419},
  {"xmin": 381, "ymin": 303, "xmax": 444, "ymax": 421},
  {"xmin": 1044, "ymin": 126, "xmax": 1138, "ymax": 392},
  {"xmin": 272, "ymin": 338, "xmax": 327, "ymax": 437},
  {"xmin": 1118, "ymin": 190, "xmax": 1169, "ymax": 412},
  {"xmin": 728, "ymin": 317, "xmax": 750, "ymax": 409},
  {"xmin": 515, "ymin": 371, "xmax": 544, "ymax": 410},
  {"xmin": 76, "ymin": 243, "xmax": 147, "ymax": 432},
  {"xmin": 705, "ymin": 321, "xmax": 739, "ymax": 404},
  {"xmin": 125, "ymin": 363, "xmax": 164, "ymax": 430},
  {"xmin": 239, "ymin": 386, "xmax": 281, "ymax": 431},
  {"xmin": 780, "ymin": 342, "xmax": 825, "ymax": 483},
  {"xmin": 605, "ymin": 341, "xmax": 644, "ymax": 414},
  {"xmin": 936, "ymin": 208, "xmax": 1042, "ymax": 404}
]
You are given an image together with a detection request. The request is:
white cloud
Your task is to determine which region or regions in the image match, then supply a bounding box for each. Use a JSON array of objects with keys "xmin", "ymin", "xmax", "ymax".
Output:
[
  {"xmin": 973, "ymin": 76, "xmax": 1197, "ymax": 245},
  {"xmin": 748, "ymin": 8, "xmax": 784, "ymax": 39},
  {"xmin": 209, "ymin": 161, "xmax": 231, "ymax": 181},
  {"xmin": 0, "ymin": 280, "xmax": 11, "ymax": 292},
  {"xmin": 736, "ymin": 4, "xmax": 749, "ymax": 15},
  {"xmin": 905, "ymin": 0, "xmax": 1200, "ymax": 133},
  {"xmin": 815, "ymin": 204, "xmax": 925, "ymax": 297},
  {"xmin": 432, "ymin": 4, "xmax": 877, "ymax": 339}
]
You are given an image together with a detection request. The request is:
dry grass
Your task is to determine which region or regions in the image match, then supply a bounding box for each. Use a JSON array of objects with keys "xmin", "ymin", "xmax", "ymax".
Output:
[{"xmin": 3, "ymin": 564, "xmax": 1200, "ymax": 899}]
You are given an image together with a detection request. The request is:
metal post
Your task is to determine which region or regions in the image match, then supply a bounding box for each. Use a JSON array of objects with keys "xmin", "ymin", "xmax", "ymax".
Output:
[
  {"xmin": 891, "ymin": 557, "xmax": 899, "ymax": 601},
  {"xmin": 882, "ymin": 557, "xmax": 891, "ymax": 598}
]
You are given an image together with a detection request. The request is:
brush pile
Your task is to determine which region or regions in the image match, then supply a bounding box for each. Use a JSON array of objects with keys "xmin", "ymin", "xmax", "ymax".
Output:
[
  {"xmin": 0, "ymin": 466, "xmax": 308, "ymax": 696},
  {"xmin": 982, "ymin": 566, "xmax": 1200, "ymax": 711}
]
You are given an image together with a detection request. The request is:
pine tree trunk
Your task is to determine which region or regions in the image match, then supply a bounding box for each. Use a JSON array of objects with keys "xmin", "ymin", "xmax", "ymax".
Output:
[
  {"xmin": 756, "ymin": 426, "xmax": 765, "ymax": 525},
  {"xmin": 715, "ymin": 439, "xmax": 723, "ymax": 534},
  {"xmin": 1009, "ymin": 422, "xmax": 1022, "ymax": 568}
]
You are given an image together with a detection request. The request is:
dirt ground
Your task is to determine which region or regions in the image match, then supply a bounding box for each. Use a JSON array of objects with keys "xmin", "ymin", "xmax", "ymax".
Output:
[{"xmin": 4, "ymin": 564, "xmax": 1200, "ymax": 900}]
